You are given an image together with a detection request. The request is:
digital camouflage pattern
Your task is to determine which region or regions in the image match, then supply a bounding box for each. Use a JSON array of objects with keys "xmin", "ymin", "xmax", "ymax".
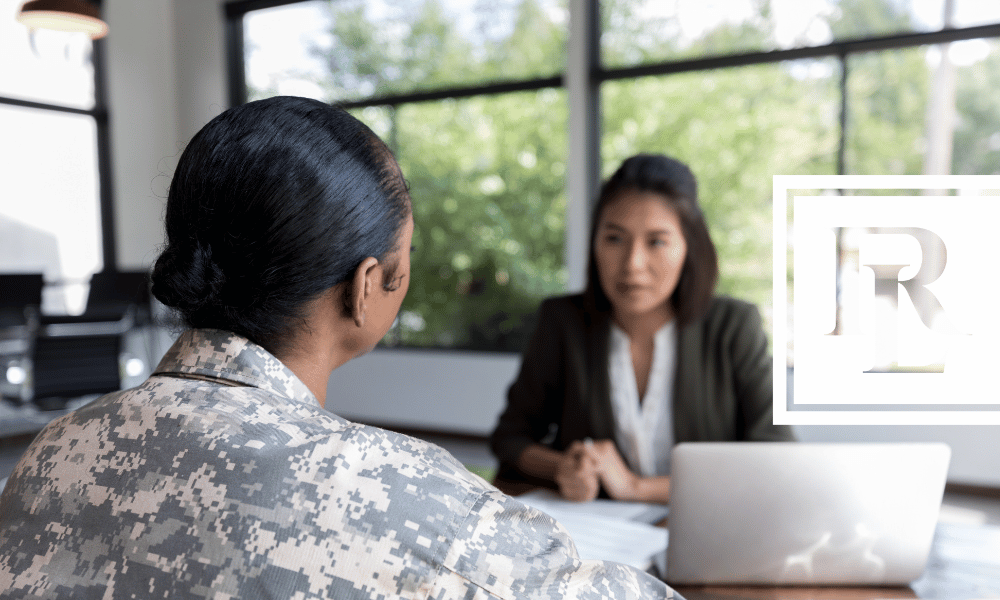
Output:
[{"xmin": 0, "ymin": 329, "xmax": 675, "ymax": 599}]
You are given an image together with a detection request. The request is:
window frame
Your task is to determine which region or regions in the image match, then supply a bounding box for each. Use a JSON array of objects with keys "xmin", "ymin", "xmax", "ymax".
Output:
[
  {"xmin": 224, "ymin": 0, "xmax": 1000, "ymax": 352},
  {"xmin": 0, "ymin": 0, "xmax": 117, "ymax": 276}
]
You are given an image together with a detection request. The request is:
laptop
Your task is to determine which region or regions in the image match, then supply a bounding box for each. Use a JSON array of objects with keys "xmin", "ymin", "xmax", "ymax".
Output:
[{"xmin": 666, "ymin": 442, "xmax": 950, "ymax": 585}]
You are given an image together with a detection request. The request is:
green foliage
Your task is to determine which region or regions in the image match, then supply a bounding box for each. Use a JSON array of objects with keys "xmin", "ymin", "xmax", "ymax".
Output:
[
  {"xmin": 602, "ymin": 62, "xmax": 840, "ymax": 330},
  {"xmin": 391, "ymin": 91, "xmax": 568, "ymax": 349},
  {"xmin": 845, "ymin": 47, "xmax": 929, "ymax": 175},
  {"xmin": 953, "ymin": 39, "xmax": 1000, "ymax": 175},
  {"xmin": 311, "ymin": 0, "xmax": 565, "ymax": 102},
  {"xmin": 314, "ymin": 0, "xmax": 569, "ymax": 350},
  {"xmin": 600, "ymin": 0, "xmax": 680, "ymax": 66},
  {"xmin": 247, "ymin": 0, "xmax": 997, "ymax": 350},
  {"xmin": 828, "ymin": 0, "xmax": 914, "ymax": 40}
]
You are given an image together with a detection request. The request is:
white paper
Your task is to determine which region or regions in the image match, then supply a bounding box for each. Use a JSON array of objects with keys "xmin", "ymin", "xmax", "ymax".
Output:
[
  {"xmin": 516, "ymin": 489, "xmax": 669, "ymax": 571},
  {"xmin": 516, "ymin": 488, "xmax": 669, "ymax": 524}
]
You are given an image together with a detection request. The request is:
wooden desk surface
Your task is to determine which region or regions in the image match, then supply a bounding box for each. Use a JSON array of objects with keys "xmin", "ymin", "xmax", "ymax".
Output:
[
  {"xmin": 496, "ymin": 480, "xmax": 1000, "ymax": 600},
  {"xmin": 676, "ymin": 519, "xmax": 1000, "ymax": 599},
  {"xmin": 672, "ymin": 586, "xmax": 918, "ymax": 600}
]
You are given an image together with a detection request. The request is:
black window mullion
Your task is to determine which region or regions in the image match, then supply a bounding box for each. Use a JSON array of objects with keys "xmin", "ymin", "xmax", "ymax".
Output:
[
  {"xmin": 91, "ymin": 23, "xmax": 116, "ymax": 272},
  {"xmin": 595, "ymin": 23, "xmax": 1000, "ymax": 84},
  {"xmin": 0, "ymin": 96, "xmax": 95, "ymax": 116},
  {"xmin": 225, "ymin": 8, "xmax": 247, "ymax": 108}
]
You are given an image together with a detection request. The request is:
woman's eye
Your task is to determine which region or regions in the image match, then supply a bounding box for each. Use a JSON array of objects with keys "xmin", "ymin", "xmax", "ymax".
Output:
[
  {"xmin": 603, "ymin": 234, "xmax": 622, "ymax": 244},
  {"xmin": 650, "ymin": 238, "xmax": 668, "ymax": 247}
]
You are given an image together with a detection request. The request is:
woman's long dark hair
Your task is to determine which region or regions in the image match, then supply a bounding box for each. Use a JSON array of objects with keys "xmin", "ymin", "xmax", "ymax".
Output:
[
  {"xmin": 582, "ymin": 154, "xmax": 718, "ymax": 327},
  {"xmin": 151, "ymin": 96, "xmax": 411, "ymax": 356}
]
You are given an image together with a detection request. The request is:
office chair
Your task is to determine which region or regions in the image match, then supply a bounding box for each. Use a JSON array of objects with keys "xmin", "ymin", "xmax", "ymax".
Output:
[
  {"xmin": 0, "ymin": 273, "xmax": 44, "ymax": 327},
  {"xmin": 31, "ymin": 271, "xmax": 150, "ymax": 411},
  {"xmin": 30, "ymin": 332, "xmax": 122, "ymax": 409},
  {"xmin": 0, "ymin": 273, "xmax": 44, "ymax": 406},
  {"xmin": 82, "ymin": 270, "xmax": 152, "ymax": 323}
]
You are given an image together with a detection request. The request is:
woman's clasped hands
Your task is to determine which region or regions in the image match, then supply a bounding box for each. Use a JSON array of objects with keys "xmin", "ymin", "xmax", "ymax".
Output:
[{"xmin": 555, "ymin": 439, "xmax": 643, "ymax": 503}]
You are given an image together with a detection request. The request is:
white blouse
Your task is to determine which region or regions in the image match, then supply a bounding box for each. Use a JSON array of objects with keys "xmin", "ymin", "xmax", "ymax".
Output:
[{"xmin": 607, "ymin": 322, "xmax": 676, "ymax": 477}]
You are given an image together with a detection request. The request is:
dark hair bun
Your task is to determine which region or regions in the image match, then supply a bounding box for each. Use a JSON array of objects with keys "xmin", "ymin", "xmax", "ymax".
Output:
[
  {"xmin": 151, "ymin": 96, "xmax": 411, "ymax": 355},
  {"xmin": 150, "ymin": 243, "xmax": 226, "ymax": 313}
]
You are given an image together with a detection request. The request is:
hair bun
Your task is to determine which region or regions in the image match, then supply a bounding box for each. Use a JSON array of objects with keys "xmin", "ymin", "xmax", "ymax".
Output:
[{"xmin": 151, "ymin": 243, "xmax": 226, "ymax": 312}]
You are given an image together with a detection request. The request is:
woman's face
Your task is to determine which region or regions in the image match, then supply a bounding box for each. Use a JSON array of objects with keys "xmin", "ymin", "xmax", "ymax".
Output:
[{"xmin": 594, "ymin": 189, "xmax": 687, "ymax": 321}]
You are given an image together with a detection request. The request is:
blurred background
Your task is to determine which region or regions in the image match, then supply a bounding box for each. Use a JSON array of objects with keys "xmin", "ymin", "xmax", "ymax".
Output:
[{"xmin": 2, "ymin": 0, "xmax": 999, "ymax": 487}]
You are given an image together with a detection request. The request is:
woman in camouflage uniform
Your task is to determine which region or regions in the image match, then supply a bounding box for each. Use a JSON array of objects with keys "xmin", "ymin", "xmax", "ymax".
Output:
[{"xmin": 0, "ymin": 96, "xmax": 676, "ymax": 600}]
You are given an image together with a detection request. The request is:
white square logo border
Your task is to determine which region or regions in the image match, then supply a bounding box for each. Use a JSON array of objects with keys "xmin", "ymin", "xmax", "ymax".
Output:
[{"xmin": 774, "ymin": 175, "xmax": 1000, "ymax": 425}]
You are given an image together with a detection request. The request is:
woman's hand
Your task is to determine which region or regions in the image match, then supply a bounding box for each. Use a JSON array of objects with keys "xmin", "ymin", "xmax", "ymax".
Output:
[
  {"xmin": 555, "ymin": 441, "xmax": 600, "ymax": 502},
  {"xmin": 587, "ymin": 440, "xmax": 641, "ymax": 501},
  {"xmin": 584, "ymin": 440, "xmax": 671, "ymax": 503}
]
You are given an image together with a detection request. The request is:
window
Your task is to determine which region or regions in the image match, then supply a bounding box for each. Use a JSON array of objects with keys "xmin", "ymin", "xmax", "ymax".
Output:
[
  {"xmin": 229, "ymin": 0, "xmax": 1000, "ymax": 352},
  {"xmin": 241, "ymin": 0, "xmax": 566, "ymax": 102},
  {"xmin": 601, "ymin": 60, "xmax": 840, "ymax": 320},
  {"xmin": 231, "ymin": 0, "xmax": 568, "ymax": 351},
  {"xmin": 600, "ymin": 0, "xmax": 1000, "ymax": 343},
  {"xmin": 601, "ymin": 0, "xmax": 996, "ymax": 68},
  {"xmin": 0, "ymin": 0, "xmax": 113, "ymax": 314}
]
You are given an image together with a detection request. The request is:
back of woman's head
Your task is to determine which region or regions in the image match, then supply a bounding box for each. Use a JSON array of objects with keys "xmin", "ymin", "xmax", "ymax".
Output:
[
  {"xmin": 584, "ymin": 153, "xmax": 718, "ymax": 326},
  {"xmin": 151, "ymin": 96, "xmax": 411, "ymax": 355}
]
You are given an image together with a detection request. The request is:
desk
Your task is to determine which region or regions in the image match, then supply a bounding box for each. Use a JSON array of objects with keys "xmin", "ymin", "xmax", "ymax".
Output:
[
  {"xmin": 673, "ymin": 518, "xmax": 1000, "ymax": 600},
  {"xmin": 495, "ymin": 480, "xmax": 1000, "ymax": 600}
]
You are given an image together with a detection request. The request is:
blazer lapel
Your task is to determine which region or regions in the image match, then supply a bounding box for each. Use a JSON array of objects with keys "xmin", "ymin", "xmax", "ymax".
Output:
[
  {"xmin": 673, "ymin": 318, "xmax": 705, "ymax": 443},
  {"xmin": 587, "ymin": 312, "xmax": 617, "ymax": 441}
]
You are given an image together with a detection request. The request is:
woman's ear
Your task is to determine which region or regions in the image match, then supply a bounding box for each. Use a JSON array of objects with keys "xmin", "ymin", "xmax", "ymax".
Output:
[{"xmin": 349, "ymin": 257, "xmax": 381, "ymax": 327}]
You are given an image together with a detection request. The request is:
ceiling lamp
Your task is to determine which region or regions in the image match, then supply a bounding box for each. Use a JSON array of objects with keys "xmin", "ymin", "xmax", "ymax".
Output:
[{"xmin": 16, "ymin": 0, "xmax": 108, "ymax": 40}]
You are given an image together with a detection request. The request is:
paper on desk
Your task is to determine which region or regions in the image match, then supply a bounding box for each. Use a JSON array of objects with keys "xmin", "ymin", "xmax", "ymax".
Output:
[
  {"xmin": 516, "ymin": 489, "xmax": 669, "ymax": 571},
  {"xmin": 516, "ymin": 489, "xmax": 669, "ymax": 524}
]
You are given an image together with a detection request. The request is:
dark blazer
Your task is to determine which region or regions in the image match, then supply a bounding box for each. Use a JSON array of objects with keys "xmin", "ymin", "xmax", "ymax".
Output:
[{"xmin": 490, "ymin": 294, "xmax": 794, "ymax": 479}]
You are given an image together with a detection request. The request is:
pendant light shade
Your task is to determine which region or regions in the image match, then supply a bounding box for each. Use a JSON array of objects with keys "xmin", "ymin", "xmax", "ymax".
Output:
[{"xmin": 16, "ymin": 0, "xmax": 108, "ymax": 39}]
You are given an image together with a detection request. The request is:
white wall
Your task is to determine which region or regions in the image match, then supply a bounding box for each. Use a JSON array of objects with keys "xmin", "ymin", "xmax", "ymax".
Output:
[
  {"xmin": 793, "ymin": 425, "xmax": 999, "ymax": 487},
  {"xmin": 171, "ymin": 0, "xmax": 228, "ymax": 145},
  {"xmin": 105, "ymin": 0, "xmax": 178, "ymax": 270},
  {"xmin": 103, "ymin": 0, "xmax": 998, "ymax": 487},
  {"xmin": 105, "ymin": 0, "xmax": 228, "ymax": 272},
  {"xmin": 327, "ymin": 350, "xmax": 519, "ymax": 435}
]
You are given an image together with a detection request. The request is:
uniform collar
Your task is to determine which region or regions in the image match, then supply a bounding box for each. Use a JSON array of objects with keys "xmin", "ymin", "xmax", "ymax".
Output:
[{"xmin": 153, "ymin": 329, "xmax": 319, "ymax": 408}]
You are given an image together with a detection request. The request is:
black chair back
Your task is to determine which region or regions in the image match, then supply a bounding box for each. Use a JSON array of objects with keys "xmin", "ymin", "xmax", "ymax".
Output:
[
  {"xmin": 31, "ymin": 333, "xmax": 122, "ymax": 400},
  {"xmin": 84, "ymin": 271, "xmax": 152, "ymax": 322},
  {"xmin": 0, "ymin": 273, "xmax": 43, "ymax": 328}
]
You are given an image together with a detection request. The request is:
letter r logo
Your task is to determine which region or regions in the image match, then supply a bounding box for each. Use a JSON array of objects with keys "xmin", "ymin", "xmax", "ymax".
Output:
[{"xmin": 827, "ymin": 227, "xmax": 963, "ymax": 373}]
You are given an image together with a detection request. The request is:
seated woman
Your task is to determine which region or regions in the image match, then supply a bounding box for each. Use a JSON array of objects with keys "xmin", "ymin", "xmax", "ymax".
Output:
[
  {"xmin": 0, "ymin": 98, "xmax": 673, "ymax": 599},
  {"xmin": 491, "ymin": 154, "xmax": 794, "ymax": 504}
]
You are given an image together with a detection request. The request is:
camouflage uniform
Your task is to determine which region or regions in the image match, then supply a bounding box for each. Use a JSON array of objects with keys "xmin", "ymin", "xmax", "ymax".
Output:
[{"xmin": 0, "ymin": 329, "xmax": 675, "ymax": 599}]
